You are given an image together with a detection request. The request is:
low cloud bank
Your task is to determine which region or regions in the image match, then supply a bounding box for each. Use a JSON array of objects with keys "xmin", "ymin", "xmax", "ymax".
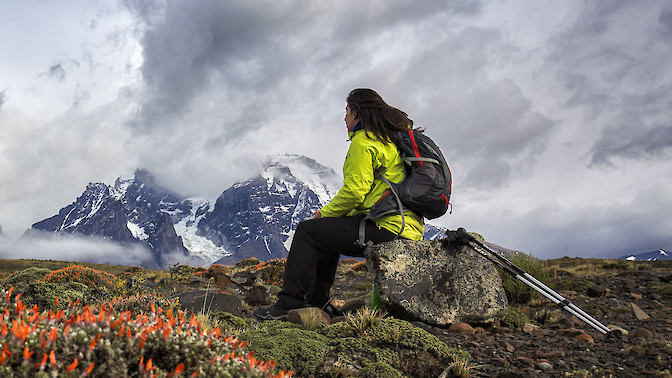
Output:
[{"xmin": 3, "ymin": 233, "xmax": 156, "ymax": 267}]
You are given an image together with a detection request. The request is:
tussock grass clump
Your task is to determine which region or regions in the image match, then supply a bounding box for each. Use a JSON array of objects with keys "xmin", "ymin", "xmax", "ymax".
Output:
[
  {"xmin": 498, "ymin": 253, "xmax": 553, "ymax": 304},
  {"xmin": 299, "ymin": 309, "xmax": 326, "ymax": 331},
  {"xmin": 346, "ymin": 307, "xmax": 386, "ymax": 334},
  {"xmin": 441, "ymin": 354, "xmax": 478, "ymax": 378}
]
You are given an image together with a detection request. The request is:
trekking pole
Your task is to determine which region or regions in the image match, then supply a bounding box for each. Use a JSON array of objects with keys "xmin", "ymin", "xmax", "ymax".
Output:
[{"xmin": 455, "ymin": 228, "xmax": 615, "ymax": 336}]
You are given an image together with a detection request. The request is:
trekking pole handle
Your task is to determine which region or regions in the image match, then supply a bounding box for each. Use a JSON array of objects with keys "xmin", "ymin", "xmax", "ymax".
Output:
[{"xmin": 456, "ymin": 227, "xmax": 475, "ymax": 244}]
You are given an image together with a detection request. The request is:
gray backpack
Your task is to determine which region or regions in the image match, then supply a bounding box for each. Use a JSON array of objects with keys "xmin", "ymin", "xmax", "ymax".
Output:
[{"xmin": 358, "ymin": 129, "xmax": 452, "ymax": 246}]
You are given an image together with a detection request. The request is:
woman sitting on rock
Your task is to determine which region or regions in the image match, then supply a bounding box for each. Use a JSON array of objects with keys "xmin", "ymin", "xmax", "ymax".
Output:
[{"xmin": 254, "ymin": 88, "xmax": 424, "ymax": 320}]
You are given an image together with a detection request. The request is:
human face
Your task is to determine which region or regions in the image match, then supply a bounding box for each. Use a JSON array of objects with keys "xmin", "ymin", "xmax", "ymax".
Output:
[{"xmin": 345, "ymin": 105, "xmax": 358, "ymax": 131}]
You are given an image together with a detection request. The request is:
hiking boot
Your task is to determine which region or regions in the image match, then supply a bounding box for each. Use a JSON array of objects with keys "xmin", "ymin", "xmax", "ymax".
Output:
[{"xmin": 253, "ymin": 304, "xmax": 289, "ymax": 320}]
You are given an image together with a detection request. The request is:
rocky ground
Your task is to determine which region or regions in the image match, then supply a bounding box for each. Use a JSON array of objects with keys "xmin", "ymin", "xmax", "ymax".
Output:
[{"xmin": 242, "ymin": 258, "xmax": 672, "ymax": 377}]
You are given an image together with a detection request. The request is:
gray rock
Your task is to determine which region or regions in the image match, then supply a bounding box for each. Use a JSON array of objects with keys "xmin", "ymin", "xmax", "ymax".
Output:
[
  {"xmin": 364, "ymin": 239, "xmax": 508, "ymax": 326},
  {"xmin": 177, "ymin": 289, "xmax": 242, "ymax": 316}
]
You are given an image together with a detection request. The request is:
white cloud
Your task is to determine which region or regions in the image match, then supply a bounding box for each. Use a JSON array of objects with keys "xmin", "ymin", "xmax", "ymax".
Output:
[{"xmin": 3, "ymin": 233, "xmax": 155, "ymax": 267}]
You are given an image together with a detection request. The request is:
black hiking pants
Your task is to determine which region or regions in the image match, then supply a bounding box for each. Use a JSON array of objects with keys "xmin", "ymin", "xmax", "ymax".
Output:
[{"xmin": 276, "ymin": 215, "xmax": 397, "ymax": 310}]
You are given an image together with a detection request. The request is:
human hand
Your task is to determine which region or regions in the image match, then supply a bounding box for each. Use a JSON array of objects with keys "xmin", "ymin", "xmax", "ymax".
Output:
[{"xmin": 313, "ymin": 211, "xmax": 322, "ymax": 219}]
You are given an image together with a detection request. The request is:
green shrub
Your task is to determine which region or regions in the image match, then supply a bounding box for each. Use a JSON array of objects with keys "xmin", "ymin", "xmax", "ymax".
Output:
[
  {"xmin": 553, "ymin": 278, "xmax": 596, "ymax": 292},
  {"xmin": 43, "ymin": 265, "xmax": 117, "ymax": 290},
  {"xmin": 498, "ymin": 253, "xmax": 553, "ymax": 304},
  {"xmin": 655, "ymin": 283, "xmax": 672, "ymax": 298},
  {"xmin": 248, "ymin": 259, "xmax": 287, "ymax": 287},
  {"xmin": 501, "ymin": 307, "xmax": 530, "ymax": 329},
  {"xmin": 1, "ymin": 267, "xmax": 52, "ymax": 293}
]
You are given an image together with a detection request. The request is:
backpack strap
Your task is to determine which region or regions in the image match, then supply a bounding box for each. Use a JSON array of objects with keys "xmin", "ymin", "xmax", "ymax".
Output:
[
  {"xmin": 356, "ymin": 167, "xmax": 406, "ymax": 247},
  {"xmin": 404, "ymin": 157, "xmax": 440, "ymax": 165}
]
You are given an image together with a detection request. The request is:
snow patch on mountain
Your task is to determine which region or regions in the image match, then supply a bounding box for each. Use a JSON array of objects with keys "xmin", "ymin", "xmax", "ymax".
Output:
[
  {"xmin": 262, "ymin": 154, "xmax": 341, "ymax": 205},
  {"xmin": 622, "ymin": 249, "xmax": 671, "ymax": 261},
  {"xmin": 127, "ymin": 222, "xmax": 149, "ymax": 241},
  {"xmin": 173, "ymin": 198, "xmax": 230, "ymax": 264}
]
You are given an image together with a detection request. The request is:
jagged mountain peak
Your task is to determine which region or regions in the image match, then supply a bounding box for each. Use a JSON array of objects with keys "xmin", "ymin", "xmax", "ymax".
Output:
[{"xmin": 260, "ymin": 154, "xmax": 341, "ymax": 205}]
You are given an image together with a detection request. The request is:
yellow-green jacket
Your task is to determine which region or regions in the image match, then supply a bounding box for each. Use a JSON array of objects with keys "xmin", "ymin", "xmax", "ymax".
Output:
[{"xmin": 319, "ymin": 128, "xmax": 424, "ymax": 240}]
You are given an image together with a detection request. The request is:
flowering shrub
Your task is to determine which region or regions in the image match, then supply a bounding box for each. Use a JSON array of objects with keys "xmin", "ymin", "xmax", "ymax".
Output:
[
  {"xmin": 207, "ymin": 264, "xmax": 231, "ymax": 277},
  {"xmin": 43, "ymin": 265, "xmax": 117, "ymax": 290},
  {"xmin": 248, "ymin": 259, "xmax": 286, "ymax": 287},
  {"xmin": 349, "ymin": 260, "xmax": 368, "ymax": 273},
  {"xmin": 0, "ymin": 287, "xmax": 292, "ymax": 377}
]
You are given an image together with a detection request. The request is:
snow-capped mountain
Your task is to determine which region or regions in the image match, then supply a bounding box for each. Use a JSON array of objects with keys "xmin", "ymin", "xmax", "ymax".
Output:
[
  {"xmin": 621, "ymin": 249, "xmax": 671, "ymax": 261},
  {"xmin": 24, "ymin": 169, "xmax": 199, "ymax": 269},
  {"xmin": 22, "ymin": 154, "xmax": 449, "ymax": 268},
  {"xmin": 200, "ymin": 155, "xmax": 342, "ymax": 265}
]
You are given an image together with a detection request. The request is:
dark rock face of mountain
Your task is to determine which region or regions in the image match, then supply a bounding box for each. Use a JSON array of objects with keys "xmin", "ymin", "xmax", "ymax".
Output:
[{"xmin": 203, "ymin": 156, "xmax": 340, "ymax": 265}]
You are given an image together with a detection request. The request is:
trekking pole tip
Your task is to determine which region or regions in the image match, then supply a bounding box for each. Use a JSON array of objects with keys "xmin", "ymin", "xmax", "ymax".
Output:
[{"xmin": 605, "ymin": 329, "xmax": 623, "ymax": 341}]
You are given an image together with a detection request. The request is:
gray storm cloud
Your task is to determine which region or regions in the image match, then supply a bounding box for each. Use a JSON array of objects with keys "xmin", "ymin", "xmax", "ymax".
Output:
[
  {"xmin": 546, "ymin": 2, "xmax": 672, "ymax": 166},
  {"xmin": 1, "ymin": 0, "xmax": 671, "ymax": 261}
]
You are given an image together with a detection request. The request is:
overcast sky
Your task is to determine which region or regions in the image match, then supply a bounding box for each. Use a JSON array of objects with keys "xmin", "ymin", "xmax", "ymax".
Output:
[{"xmin": 1, "ymin": 0, "xmax": 671, "ymax": 260}]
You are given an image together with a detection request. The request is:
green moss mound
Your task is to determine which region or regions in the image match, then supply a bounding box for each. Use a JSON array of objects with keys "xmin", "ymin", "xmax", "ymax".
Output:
[
  {"xmin": 240, "ymin": 317, "xmax": 466, "ymax": 378},
  {"xmin": 501, "ymin": 307, "xmax": 531, "ymax": 329},
  {"xmin": 239, "ymin": 321, "xmax": 329, "ymax": 376}
]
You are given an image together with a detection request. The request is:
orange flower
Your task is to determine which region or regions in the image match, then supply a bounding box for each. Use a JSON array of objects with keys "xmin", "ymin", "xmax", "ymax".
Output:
[
  {"xmin": 84, "ymin": 362, "xmax": 95, "ymax": 376},
  {"xmin": 23, "ymin": 346, "xmax": 33, "ymax": 360},
  {"xmin": 65, "ymin": 358, "xmax": 78, "ymax": 372},
  {"xmin": 49, "ymin": 350, "xmax": 56, "ymax": 366}
]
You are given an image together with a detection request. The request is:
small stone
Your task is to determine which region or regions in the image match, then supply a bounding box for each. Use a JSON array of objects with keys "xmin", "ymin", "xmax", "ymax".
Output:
[
  {"xmin": 491, "ymin": 357, "xmax": 509, "ymax": 367},
  {"xmin": 608, "ymin": 325, "xmax": 629, "ymax": 336},
  {"xmin": 523, "ymin": 323, "xmax": 539, "ymax": 333},
  {"xmin": 449, "ymin": 322, "xmax": 475, "ymax": 335},
  {"xmin": 621, "ymin": 345, "xmax": 646, "ymax": 357},
  {"xmin": 514, "ymin": 356, "xmax": 535, "ymax": 365},
  {"xmin": 586, "ymin": 285, "xmax": 607, "ymax": 298},
  {"xmin": 286, "ymin": 307, "xmax": 330, "ymax": 326},
  {"xmin": 536, "ymin": 362, "xmax": 553, "ymax": 372},
  {"xmin": 557, "ymin": 328, "xmax": 585, "ymax": 338},
  {"xmin": 629, "ymin": 292, "xmax": 643, "ymax": 300},
  {"xmin": 473, "ymin": 326, "xmax": 485, "ymax": 333},
  {"xmin": 630, "ymin": 327, "xmax": 653, "ymax": 340},
  {"xmin": 492, "ymin": 326, "xmax": 513, "ymax": 334},
  {"xmin": 503, "ymin": 341, "xmax": 515, "ymax": 352},
  {"xmin": 575, "ymin": 333, "xmax": 594, "ymax": 343},
  {"xmin": 607, "ymin": 298, "xmax": 620, "ymax": 307},
  {"xmin": 539, "ymin": 350, "xmax": 564, "ymax": 359},
  {"xmin": 630, "ymin": 302, "xmax": 650, "ymax": 320},
  {"xmin": 531, "ymin": 328, "xmax": 551, "ymax": 337}
]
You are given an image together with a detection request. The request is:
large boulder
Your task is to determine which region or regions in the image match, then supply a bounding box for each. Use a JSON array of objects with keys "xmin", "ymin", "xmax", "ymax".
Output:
[{"xmin": 365, "ymin": 239, "xmax": 508, "ymax": 326}]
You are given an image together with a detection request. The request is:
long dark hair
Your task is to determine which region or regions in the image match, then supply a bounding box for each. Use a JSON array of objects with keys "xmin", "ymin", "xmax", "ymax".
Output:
[{"xmin": 346, "ymin": 88, "xmax": 414, "ymax": 144}]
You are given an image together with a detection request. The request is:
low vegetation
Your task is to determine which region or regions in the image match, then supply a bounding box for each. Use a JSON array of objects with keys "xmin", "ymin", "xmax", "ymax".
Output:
[{"xmin": 0, "ymin": 259, "xmax": 465, "ymax": 377}]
